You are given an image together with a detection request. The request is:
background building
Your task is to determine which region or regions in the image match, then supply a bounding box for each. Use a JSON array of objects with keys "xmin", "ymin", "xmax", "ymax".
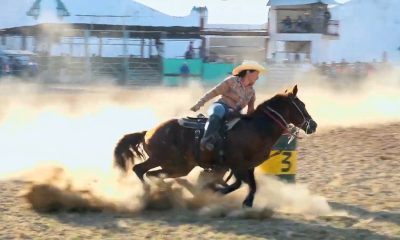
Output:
[
  {"xmin": 328, "ymin": 0, "xmax": 400, "ymax": 63},
  {"xmin": 267, "ymin": 0, "xmax": 339, "ymax": 64}
]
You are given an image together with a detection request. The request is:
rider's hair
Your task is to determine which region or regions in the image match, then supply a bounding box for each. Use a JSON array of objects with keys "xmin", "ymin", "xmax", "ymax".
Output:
[{"xmin": 235, "ymin": 69, "xmax": 256, "ymax": 78}]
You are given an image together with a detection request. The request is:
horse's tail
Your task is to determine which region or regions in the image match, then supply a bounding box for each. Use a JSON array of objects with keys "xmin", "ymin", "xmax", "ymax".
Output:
[{"xmin": 113, "ymin": 131, "xmax": 147, "ymax": 172}]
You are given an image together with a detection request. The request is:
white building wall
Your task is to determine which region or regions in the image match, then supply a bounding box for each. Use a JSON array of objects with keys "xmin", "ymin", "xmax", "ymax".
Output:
[
  {"xmin": 268, "ymin": 33, "xmax": 332, "ymax": 63},
  {"xmin": 327, "ymin": 0, "xmax": 400, "ymax": 63},
  {"xmin": 268, "ymin": 8, "xmax": 278, "ymax": 35}
]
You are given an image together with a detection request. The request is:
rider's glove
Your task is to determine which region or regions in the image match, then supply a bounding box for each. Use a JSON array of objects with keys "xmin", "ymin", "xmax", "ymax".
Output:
[{"xmin": 190, "ymin": 104, "xmax": 201, "ymax": 112}]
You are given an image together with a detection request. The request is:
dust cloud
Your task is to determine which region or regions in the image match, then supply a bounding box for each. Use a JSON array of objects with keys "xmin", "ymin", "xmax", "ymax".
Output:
[
  {"xmin": 19, "ymin": 165, "xmax": 344, "ymax": 219},
  {"xmin": 1, "ymin": 66, "xmax": 399, "ymax": 217},
  {"xmin": 274, "ymin": 66, "xmax": 400, "ymax": 128}
]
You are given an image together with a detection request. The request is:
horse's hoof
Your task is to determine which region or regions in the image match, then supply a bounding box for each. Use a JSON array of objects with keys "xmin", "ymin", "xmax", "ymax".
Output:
[
  {"xmin": 242, "ymin": 203, "xmax": 253, "ymax": 208},
  {"xmin": 242, "ymin": 201, "xmax": 253, "ymax": 208},
  {"xmin": 200, "ymin": 141, "xmax": 214, "ymax": 151},
  {"xmin": 215, "ymin": 187, "xmax": 229, "ymax": 195},
  {"xmin": 205, "ymin": 143, "xmax": 214, "ymax": 151}
]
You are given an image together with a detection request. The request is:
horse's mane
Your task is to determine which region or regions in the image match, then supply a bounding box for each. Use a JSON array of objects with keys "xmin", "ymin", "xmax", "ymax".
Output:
[
  {"xmin": 255, "ymin": 93, "xmax": 289, "ymax": 112},
  {"xmin": 239, "ymin": 93, "xmax": 288, "ymax": 120}
]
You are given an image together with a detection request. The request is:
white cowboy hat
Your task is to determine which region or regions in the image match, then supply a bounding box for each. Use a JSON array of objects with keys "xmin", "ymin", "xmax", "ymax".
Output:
[{"xmin": 232, "ymin": 60, "xmax": 266, "ymax": 76}]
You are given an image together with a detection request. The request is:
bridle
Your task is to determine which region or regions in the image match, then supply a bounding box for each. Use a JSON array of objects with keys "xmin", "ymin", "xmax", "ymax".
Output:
[
  {"xmin": 289, "ymin": 97, "xmax": 313, "ymax": 133},
  {"xmin": 263, "ymin": 97, "xmax": 313, "ymax": 141}
]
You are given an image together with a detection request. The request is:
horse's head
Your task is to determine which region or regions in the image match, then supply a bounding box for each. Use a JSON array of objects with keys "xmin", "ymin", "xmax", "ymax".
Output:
[
  {"xmin": 283, "ymin": 85, "xmax": 317, "ymax": 134},
  {"xmin": 257, "ymin": 85, "xmax": 317, "ymax": 134}
]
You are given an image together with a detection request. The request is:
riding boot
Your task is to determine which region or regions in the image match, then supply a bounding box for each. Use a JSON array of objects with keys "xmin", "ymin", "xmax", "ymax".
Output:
[{"xmin": 200, "ymin": 114, "xmax": 222, "ymax": 151}]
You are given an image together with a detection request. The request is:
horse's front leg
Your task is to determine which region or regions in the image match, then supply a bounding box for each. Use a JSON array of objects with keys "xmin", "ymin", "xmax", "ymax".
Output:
[
  {"xmin": 242, "ymin": 168, "xmax": 256, "ymax": 208},
  {"xmin": 216, "ymin": 177, "xmax": 242, "ymax": 194},
  {"xmin": 196, "ymin": 167, "xmax": 229, "ymax": 191}
]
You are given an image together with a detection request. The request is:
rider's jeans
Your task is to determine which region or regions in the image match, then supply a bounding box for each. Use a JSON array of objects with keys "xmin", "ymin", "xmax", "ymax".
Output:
[{"xmin": 207, "ymin": 103, "xmax": 227, "ymax": 119}]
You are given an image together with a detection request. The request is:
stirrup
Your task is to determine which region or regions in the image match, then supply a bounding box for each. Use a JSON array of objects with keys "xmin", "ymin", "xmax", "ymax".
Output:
[
  {"xmin": 200, "ymin": 137, "xmax": 215, "ymax": 151},
  {"xmin": 203, "ymin": 142, "xmax": 215, "ymax": 151}
]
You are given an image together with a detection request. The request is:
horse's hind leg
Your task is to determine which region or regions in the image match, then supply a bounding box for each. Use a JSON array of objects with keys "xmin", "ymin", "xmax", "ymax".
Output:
[
  {"xmin": 146, "ymin": 169, "xmax": 166, "ymax": 178},
  {"xmin": 133, "ymin": 157, "xmax": 161, "ymax": 183}
]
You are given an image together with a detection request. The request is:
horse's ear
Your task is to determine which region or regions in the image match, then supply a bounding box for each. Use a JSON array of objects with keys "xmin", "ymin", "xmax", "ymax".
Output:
[
  {"xmin": 292, "ymin": 85, "xmax": 298, "ymax": 96},
  {"xmin": 284, "ymin": 89, "xmax": 288, "ymax": 93}
]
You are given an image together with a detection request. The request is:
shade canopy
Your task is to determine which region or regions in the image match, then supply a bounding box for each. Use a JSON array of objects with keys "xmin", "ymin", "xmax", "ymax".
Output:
[{"xmin": 0, "ymin": 0, "xmax": 204, "ymax": 30}]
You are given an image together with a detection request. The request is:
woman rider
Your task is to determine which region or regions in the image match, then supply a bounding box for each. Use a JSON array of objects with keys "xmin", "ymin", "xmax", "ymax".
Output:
[{"xmin": 190, "ymin": 60, "xmax": 266, "ymax": 151}]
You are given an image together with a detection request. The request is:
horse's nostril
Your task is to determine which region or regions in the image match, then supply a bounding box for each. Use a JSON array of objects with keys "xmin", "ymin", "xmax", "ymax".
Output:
[
  {"xmin": 311, "ymin": 120, "xmax": 317, "ymax": 129},
  {"xmin": 305, "ymin": 120, "xmax": 317, "ymax": 134}
]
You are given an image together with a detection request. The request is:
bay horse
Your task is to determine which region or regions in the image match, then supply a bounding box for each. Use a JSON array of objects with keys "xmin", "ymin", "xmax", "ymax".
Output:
[{"xmin": 114, "ymin": 85, "xmax": 317, "ymax": 207}]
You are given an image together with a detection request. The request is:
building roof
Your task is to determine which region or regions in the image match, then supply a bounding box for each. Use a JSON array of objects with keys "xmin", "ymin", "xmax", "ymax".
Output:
[
  {"xmin": 0, "ymin": 0, "xmax": 205, "ymax": 30},
  {"xmin": 267, "ymin": 0, "xmax": 338, "ymax": 6}
]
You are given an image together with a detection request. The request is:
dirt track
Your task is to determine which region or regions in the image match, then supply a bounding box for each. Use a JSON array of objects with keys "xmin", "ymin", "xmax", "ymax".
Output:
[
  {"xmin": 0, "ymin": 82, "xmax": 399, "ymax": 239},
  {"xmin": 1, "ymin": 122, "xmax": 399, "ymax": 239}
]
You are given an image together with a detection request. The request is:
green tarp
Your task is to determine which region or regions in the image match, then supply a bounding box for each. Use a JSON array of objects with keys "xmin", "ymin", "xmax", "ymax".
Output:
[{"xmin": 163, "ymin": 58, "xmax": 235, "ymax": 85}]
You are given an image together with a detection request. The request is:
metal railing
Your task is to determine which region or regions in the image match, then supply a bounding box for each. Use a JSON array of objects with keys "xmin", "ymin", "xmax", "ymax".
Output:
[
  {"xmin": 278, "ymin": 19, "xmax": 339, "ymax": 36},
  {"xmin": 2, "ymin": 55, "xmax": 163, "ymax": 84}
]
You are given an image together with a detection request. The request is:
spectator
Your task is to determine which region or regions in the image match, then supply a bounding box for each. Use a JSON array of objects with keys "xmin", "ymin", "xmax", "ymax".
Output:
[
  {"xmin": 180, "ymin": 62, "xmax": 190, "ymax": 85},
  {"xmin": 9, "ymin": 57, "xmax": 19, "ymax": 76},
  {"xmin": 188, "ymin": 41, "xmax": 194, "ymax": 53},
  {"xmin": 185, "ymin": 50, "xmax": 193, "ymax": 59},
  {"xmin": 29, "ymin": 61, "xmax": 39, "ymax": 77},
  {"xmin": 155, "ymin": 37, "xmax": 164, "ymax": 58},
  {"xmin": 303, "ymin": 13, "xmax": 313, "ymax": 32},
  {"xmin": 282, "ymin": 16, "xmax": 293, "ymax": 32},
  {"xmin": 324, "ymin": 10, "xmax": 331, "ymax": 32},
  {"xmin": 185, "ymin": 41, "xmax": 195, "ymax": 59},
  {"xmin": 294, "ymin": 53, "xmax": 301, "ymax": 63},
  {"xmin": 295, "ymin": 16, "xmax": 304, "ymax": 32},
  {"xmin": 324, "ymin": 10, "xmax": 331, "ymax": 22},
  {"xmin": 14, "ymin": 59, "xmax": 22, "ymax": 76},
  {"xmin": 3, "ymin": 58, "xmax": 10, "ymax": 76}
]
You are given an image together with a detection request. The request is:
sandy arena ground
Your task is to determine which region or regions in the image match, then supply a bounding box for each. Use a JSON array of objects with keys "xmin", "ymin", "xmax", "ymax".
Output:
[{"xmin": 0, "ymin": 80, "xmax": 399, "ymax": 239}]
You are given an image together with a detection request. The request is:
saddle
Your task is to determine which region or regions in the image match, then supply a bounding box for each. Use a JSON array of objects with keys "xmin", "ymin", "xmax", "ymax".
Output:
[
  {"xmin": 177, "ymin": 114, "xmax": 240, "ymax": 131},
  {"xmin": 177, "ymin": 114, "xmax": 208, "ymax": 129},
  {"xmin": 178, "ymin": 113, "xmax": 241, "ymax": 167}
]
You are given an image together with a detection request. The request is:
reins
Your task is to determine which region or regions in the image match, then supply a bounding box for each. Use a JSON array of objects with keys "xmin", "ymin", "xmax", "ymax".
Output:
[
  {"xmin": 263, "ymin": 107, "xmax": 290, "ymax": 134},
  {"xmin": 263, "ymin": 107, "xmax": 301, "ymax": 142},
  {"xmin": 262, "ymin": 101, "xmax": 308, "ymax": 143}
]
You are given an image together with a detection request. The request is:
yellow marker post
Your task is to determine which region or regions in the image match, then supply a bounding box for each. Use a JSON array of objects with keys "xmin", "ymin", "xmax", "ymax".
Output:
[{"xmin": 258, "ymin": 134, "xmax": 297, "ymax": 182}]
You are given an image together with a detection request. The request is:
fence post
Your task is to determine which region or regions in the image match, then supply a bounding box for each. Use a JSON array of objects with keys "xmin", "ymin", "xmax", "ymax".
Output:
[
  {"xmin": 84, "ymin": 29, "xmax": 92, "ymax": 82},
  {"xmin": 258, "ymin": 132, "xmax": 298, "ymax": 183}
]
